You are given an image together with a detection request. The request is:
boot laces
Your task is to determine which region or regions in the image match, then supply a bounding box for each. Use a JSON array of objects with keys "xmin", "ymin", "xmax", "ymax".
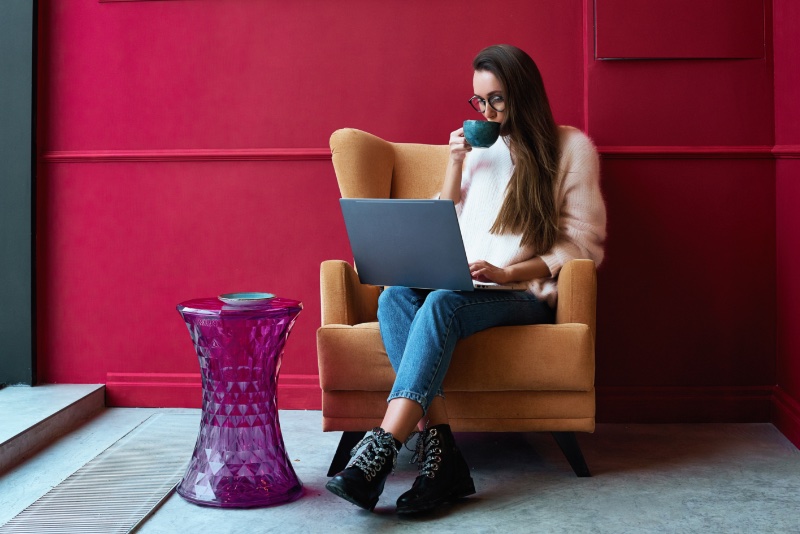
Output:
[
  {"xmin": 411, "ymin": 428, "xmax": 442, "ymax": 479},
  {"xmin": 348, "ymin": 427, "xmax": 398, "ymax": 481}
]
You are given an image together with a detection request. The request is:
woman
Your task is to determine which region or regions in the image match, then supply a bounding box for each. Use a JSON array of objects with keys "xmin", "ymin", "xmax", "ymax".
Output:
[{"xmin": 326, "ymin": 44, "xmax": 606, "ymax": 514}]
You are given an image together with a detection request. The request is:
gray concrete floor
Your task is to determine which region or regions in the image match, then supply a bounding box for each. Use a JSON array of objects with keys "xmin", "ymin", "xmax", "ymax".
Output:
[{"xmin": 2, "ymin": 408, "xmax": 799, "ymax": 534}]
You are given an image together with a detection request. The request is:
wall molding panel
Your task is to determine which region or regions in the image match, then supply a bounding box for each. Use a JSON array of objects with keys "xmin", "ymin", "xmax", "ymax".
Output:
[
  {"xmin": 598, "ymin": 145, "xmax": 776, "ymax": 159},
  {"xmin": 42, "ymin": 148, "xmax": 332, "ymax": 164},
  {"xmin": 42, "ymin": 145, "xmax": 792, "ymax": 164},
  {"xmin": 773, "ymin": 145, "xmax": 800, "ymax": 159},
  {"xmin": 594, "ymin": 0, "xmax": 766, "ymax": 60},
  {"xmin": 105, "ymin": 372, "xmax": 322, "ymax": 409}
]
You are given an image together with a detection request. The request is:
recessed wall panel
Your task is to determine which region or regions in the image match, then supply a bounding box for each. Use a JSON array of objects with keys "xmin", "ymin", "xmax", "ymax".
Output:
[{"xmin": 596, "ymin": 0, "xmax": 765, "ymax": 59}]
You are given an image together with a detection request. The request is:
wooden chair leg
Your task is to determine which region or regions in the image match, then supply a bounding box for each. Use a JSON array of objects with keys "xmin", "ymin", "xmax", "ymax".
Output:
[
  {"xmin": 551, "ymin": 432, "xmax": 591, "ymax": 477},
  {"xmin": 326, "ymin": 431, "xmax": 367, "ymax": 477}
]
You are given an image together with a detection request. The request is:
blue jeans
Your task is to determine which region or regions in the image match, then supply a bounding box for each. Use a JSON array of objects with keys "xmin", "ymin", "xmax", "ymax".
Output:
[{"xmin": 377, "ymin": 287, "xmax": 555, "ymax": 413}]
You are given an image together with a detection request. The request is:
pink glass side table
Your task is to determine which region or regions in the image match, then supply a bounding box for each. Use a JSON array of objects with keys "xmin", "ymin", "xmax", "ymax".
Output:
[{"xmin": 176, "ymin": 296, "xmax": 303, "ymax": 508}]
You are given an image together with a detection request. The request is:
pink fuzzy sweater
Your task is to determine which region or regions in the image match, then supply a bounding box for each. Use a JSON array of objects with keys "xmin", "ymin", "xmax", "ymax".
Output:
[{"xmin": 456, "ymin": 125, "xmax": 607, "ymax": 307}]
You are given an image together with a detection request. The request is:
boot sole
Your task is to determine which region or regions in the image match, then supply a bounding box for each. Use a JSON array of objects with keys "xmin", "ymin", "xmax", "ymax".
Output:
[
  {"xmin": 395, "ymin": 478, "xmax": 476, "ymax": 515},
  {"xmin": 325, "ymin": 479, "xmax": 379, "ymax": 511}
]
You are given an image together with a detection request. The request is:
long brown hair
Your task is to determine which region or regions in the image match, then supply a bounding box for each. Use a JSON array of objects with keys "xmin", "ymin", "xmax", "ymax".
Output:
[{"xmin": 473, "ymin": 44, "xmax": 560, "ymax": 254}]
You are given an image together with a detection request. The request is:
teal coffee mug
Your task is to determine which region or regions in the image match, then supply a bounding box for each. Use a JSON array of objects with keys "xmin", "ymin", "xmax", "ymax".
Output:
[{"xmin": 463, "ymin": 120, "xmax": 501, "ymax": 148}]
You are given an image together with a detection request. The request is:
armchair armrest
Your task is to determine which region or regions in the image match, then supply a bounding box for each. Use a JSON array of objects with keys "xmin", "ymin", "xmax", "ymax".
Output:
[
  {"xmin": 320, "ymin": 260, "xmax": 381, "ymax": 326},
  {"xmin": 555, "ymin": 259, "xmax": 597, "ymax": 339}
]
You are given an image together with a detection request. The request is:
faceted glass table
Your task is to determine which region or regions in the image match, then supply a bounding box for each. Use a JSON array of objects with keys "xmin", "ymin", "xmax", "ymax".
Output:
[{"xmin": 176, "ymin": 296, "xmax": 303, "ymax": 508}]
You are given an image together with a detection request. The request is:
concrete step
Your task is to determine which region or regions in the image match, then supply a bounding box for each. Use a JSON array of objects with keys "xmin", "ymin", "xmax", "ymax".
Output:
[{"xmin": 0, "ymin": 384, "xmax": 105, "ymax": 474}]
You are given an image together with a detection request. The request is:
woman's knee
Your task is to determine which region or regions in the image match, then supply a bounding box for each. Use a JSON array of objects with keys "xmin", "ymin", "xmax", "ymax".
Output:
[
  {"xmin": 420, "ymin": 290, "xmax": 462, "ymax": 316},
  {"xmin": 379, "ymin": 286, "xmax": 407, "ymax": 302},
  {"xmin": 378, "ymin": 286, "xmax": 417, "ymax": 314}
]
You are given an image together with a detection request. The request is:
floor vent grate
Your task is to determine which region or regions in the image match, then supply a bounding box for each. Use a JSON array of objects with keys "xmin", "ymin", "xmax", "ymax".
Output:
[{"xmin": 0, "ymin": 413, "xmax": 198, "ymax": 533}]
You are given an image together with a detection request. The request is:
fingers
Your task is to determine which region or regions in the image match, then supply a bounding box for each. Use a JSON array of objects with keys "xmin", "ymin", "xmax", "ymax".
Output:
[
  {"xmin": 469, "ymin": 261, "xmax": 491, "ymax": 279},
  {"xmin": 469, "ymin": 260, "xmax": 493, "ymax": 270},
  {"xmin": 449, "ymin": 128, "xmax": 472, "ymax": 160},
  {"xmin": 470, "ymin": 264, "xmax": 489, "ymax": 279},
  {"xmin": 470, "ymin": 270, "xmax": 493, "ymax": 283},
  {"xmin": 469, "ymin": 260, "xmax": 504, "ymax": 283}
]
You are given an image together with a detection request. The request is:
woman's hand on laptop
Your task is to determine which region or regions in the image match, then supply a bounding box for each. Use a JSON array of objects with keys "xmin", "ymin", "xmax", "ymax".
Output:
[
  {"xmin": 470, "ymin": 257, "xmax": 552, "ymax": 284},
  {"xmin": 469, "ymin": 260, "xmax": 509, "ymax": 284}
]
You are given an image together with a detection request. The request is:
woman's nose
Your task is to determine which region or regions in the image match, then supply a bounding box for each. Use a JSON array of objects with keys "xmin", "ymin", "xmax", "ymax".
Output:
[{"xmin": 484, "ymin": 106, "xmax": 497, "ymax": 120}]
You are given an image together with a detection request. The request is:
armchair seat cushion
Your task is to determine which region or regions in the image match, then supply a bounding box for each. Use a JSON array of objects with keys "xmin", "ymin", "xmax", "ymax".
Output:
[{"xmin": 317, "ymin": 321, "xmax": 594, "ymax": 393}]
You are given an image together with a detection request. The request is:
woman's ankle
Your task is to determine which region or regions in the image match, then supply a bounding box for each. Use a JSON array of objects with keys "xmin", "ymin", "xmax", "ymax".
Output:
[{"xmin": 381, "ymin": 398, "xmax": 424, "ymax": 442}]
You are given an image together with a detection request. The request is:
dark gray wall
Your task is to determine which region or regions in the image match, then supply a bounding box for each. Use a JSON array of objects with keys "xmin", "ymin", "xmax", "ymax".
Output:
[{"xmin": 0, "ymin": 0, "xmax": 36, "ymax": 385}]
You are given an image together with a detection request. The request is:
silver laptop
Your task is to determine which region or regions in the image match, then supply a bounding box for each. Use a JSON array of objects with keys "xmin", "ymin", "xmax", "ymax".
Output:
[{"xmin": 339, "ymin": 199, "xmax": 528, "ymax": 291}]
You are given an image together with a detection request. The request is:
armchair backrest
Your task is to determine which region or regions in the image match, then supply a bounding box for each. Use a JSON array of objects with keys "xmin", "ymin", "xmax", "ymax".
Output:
[{"xmin": 330, "ymin": 128, "xmax": 449, "ymax": 199}]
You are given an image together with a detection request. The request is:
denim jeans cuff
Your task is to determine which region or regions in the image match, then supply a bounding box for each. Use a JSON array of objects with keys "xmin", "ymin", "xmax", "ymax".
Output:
[{"xmin": 387, "ymin": 390, "xmax": 428, "ymax": 413}]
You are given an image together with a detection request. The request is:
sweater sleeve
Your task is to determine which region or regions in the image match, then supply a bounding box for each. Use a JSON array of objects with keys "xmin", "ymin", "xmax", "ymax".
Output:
[{"xmin": 539, "ymin": 130, "xmax": 607, "ymax": 278}]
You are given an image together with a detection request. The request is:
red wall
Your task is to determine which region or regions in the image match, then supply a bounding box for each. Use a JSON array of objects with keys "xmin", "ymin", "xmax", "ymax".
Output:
[
  {"xmin": 37, "ymin": 0, "xmax": 585, "ymax": 408},
  {"xmin": 773, "ymin": 0, "xmax": 800, "ymax": 447},
  {"xmin": 36, "ymin": 0, "xmax": 794, "ymax": 437},
  {"xmin": 590, "ymin": 0, "xmax": 776, "ymax": 423}
]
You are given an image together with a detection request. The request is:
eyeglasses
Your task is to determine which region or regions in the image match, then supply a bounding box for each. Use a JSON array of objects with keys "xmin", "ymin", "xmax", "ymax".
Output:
[{"xmin": 469, "ymin": 94, "xmax": 506, "ymax": 113}]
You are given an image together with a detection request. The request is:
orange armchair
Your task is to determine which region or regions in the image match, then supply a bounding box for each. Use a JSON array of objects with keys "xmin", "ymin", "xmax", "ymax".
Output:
[{"xmin": 318, "ymin": 128, "xmax": 597, "ymax": 477}]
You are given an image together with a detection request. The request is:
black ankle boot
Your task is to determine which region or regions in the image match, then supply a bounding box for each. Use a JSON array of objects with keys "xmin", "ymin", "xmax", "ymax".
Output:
[
  {"xmin": 396, "ymin": 424, "xmax": 476, "ymax": 514},
  {"xmin": 325, "ymin": 427, "xmax": 400, "ymax": 511}
]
